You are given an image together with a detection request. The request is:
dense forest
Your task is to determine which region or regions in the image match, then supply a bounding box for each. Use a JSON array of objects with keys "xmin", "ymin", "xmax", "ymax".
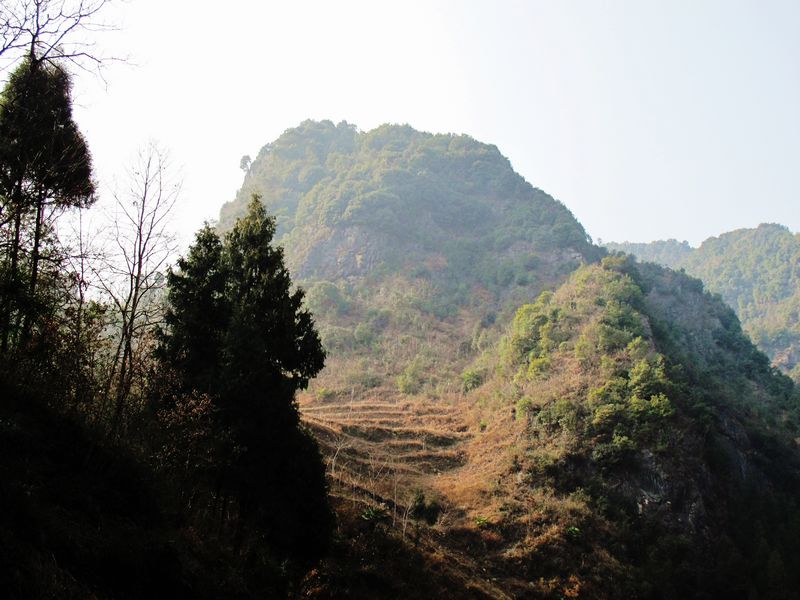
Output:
[
  {"xmin": 607, "ymin": 224, "xmax": 800, "ymax": 380},
  {"xmin": 2, "ymin": 3, "xmax": 800, "ymax": 598}
]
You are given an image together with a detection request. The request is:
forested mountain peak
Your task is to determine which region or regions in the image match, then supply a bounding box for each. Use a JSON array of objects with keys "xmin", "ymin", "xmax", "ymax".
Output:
[
  {"xmin": 219, "ymin": 120, "xmax": 599, "ymax": 285},
  {"xmin": 216, "ymin": 121, "xmax": 605, "ymax": 410}
]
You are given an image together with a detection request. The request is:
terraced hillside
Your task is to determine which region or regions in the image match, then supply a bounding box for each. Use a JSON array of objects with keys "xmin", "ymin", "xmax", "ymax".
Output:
[
  {"xmin": 298, "ymin": 390, "xmax": 469, "ymax": 507},
  {"xmin": 297, "ymin": 390, "xmax": 526, "ymax": 599}
]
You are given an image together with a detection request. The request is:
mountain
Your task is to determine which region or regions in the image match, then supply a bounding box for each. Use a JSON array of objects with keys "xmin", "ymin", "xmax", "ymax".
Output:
[
  {"xmin": 220, "ymin": 120, "xmax": 601, "ymax": 395},
  {"xmin": 457, "ymin": 255, "xmax": 800, "ymax": 597},
  {"xmin": 603, "ymin": 238, "xmax": 693, "ymax": 270},
  {"xmin": 607, "ymin": 224, "xmax": 800, "ymax": 380},
  {"xmin": 220, "ymin": 122, "xmax": 800, "ymax": 598},
  {"xmin": 221, "ymin": 120, "xmax": 598, "ymax": 284}
]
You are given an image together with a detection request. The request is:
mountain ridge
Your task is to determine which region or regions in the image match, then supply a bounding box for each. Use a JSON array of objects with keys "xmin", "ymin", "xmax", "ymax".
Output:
[{"xmin": 607, "ymin": 223, "xmax": 800, "ymax": 380}]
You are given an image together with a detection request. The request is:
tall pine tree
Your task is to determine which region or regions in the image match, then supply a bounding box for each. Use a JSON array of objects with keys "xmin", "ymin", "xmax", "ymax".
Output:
[{"xmin": 158, "ymin": 196, "xmax": 331, "ymax": 564}]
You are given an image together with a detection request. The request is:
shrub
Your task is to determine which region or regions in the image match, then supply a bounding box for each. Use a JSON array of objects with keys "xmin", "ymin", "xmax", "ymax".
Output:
[
  {"xmin": 516, "ymin": 396, "xmax": 536, "ymax": 419},
  {"xmin": 536, "ymin": 398, "xmax": 581, "ymax": 433},
  {"xmin": 306, "ymin": 281, "xmax": 351, "ymax": 316},
  {"xmin": 526, "ymin": 355, "xmax": 552, "ymax": 380},
  {"xmin": 361, "ymin": 504, "xmax": 389, "ymax": 523},
  {"xmin": 397, "ymin": 356, "xmax": 426, "ymax": 394},
  {"xmin": 461, "ymin": 368, "xmax": 485, "ymax": 392},
  {"xmin": 592, "ymin": 434, "xmax": 636, "ymax": 470},
  {"xmin": 353, "ymin": 322, "xmax": 376, "ymax": 346},
  {"xmin": 315, "ymin": 387, "xmax": 336, "ymax": 401},
  {"xmin": 346, "ymin": 371, "xmax": 382, "ymax": 389},
  {"xmin": 409, "ymin": 489, "xmax": 442, "ymax": 525}
]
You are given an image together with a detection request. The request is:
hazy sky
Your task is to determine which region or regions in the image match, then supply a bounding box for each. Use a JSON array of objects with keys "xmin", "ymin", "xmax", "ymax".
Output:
[{"xmin": 60, "ymin": 0, "xmax": 800, "ymax": 248}]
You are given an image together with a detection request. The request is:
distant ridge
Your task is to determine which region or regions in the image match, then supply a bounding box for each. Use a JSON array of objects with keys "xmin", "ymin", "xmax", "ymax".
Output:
[{"xmin": 607, "ymin": 223, "xmax": 800, "ymax": 380}]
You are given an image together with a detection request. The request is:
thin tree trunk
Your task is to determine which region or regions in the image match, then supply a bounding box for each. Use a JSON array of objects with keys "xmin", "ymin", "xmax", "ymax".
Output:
[
  {"xmin": 1, "ymin": 204, "xmax": 24, "ymax": 353},
  {"xmin": 20, "ymin": 196, "xmax": 45, "ymax": 343}
]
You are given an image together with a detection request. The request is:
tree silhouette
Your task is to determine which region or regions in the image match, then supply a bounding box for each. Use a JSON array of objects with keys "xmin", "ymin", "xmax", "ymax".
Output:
[
  {"xmin": 0, "ymin": 57, "xmax": 94, "ymax": 353},
  {"xmin": 158, "ymin": 196, "xmax": 331, "ymax": 564}
]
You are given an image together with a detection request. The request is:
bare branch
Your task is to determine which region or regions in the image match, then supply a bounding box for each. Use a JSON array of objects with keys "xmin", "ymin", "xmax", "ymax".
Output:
[
  {"xmin": 0, "ymin": 0, "xmax": 121, "ymax": 78},
  {"xmin": 93, "ymin": 142, "xmax": 179, "ymax": 438}
]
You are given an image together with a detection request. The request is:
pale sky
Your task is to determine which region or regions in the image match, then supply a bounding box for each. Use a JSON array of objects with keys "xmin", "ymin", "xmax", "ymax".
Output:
[{"xmin": 54, "ymin": 0, "xmax": 800, "ymax": 248}]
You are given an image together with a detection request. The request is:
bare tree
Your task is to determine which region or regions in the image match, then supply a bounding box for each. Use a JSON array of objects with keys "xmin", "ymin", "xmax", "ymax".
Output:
[
  {"xmin": 0, "ymin": 0, "xmax": 117, "ymax": 75},
  {"xmin": 328, "ymin": 432, "xmax": 352, "ymax": 476},
  {"xmin": 95, "ymin": 143, "xmax": 179, "ymax": 437}
]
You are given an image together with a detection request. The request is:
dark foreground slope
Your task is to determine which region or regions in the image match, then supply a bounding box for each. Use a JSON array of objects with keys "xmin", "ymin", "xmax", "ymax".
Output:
[
  {"xmin": 607, "ymin": 224, "xmax": 800, "ymax": 380},
  {"xmin": 0, "ymin": 377, "xmax": 254, "ymax": 599}
]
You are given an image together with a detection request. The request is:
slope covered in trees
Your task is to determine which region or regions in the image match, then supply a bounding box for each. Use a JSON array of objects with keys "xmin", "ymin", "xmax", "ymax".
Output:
[
  {"xmin": 216, "ymin": 123, "xmax": 800, "ymax": 598},
  {"xmin": 220, "ymin": 120, "xmax": 598, "ymax": 287},
  {"xmin": 453, "ymin": 255, "xmax": 800, "ymax": 598},
  {"xmin": 220, "ymin": 120, "xmax": 601, "ymax": 396},
  {"xmin": 607, "ymin": 224, "xmax": 800, "ymax": 380}
]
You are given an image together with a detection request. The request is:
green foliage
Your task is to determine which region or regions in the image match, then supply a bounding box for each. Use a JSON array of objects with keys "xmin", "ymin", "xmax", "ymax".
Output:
[
  {"xmin": 461, "ymin": 368, "xmax": 485, "ymax": 392},
  {"xmin": 515, "ymin": 396, "xmax": 536, "ymax": 419},
  {"xmin": 536, "ymin": 398, "xmax": 582, "ymax": 433},
  {"xmin": 525, "ymin": 355, "xmax": 551, "ymax": 380},
  {"xmin": 305, "ymin": 281, "xmax": 351, "ymax": 317},
  {"xmin": 0, "ymin": 58, "xmax": 95, "ymax": 355},
  {"xmin": 361, "ymin": 504, "xmax": 389, "ymax": 523},
  {"xmin": 353, "ymin": 321, "xmax": 377, "ymax": 347},
  {"xmin": 397, "ymin": 355, "xmax": 426, "ymax": 394},
  {"xmin": 473, "ymin": 516, "xmax": 490, "ymax": 528},
  {"xmin": 0, "ymin": 58, "xmax": 94, "ymax": 205},
  {"xmin": 219, "ymin": 121, "xmax": 599, "ymax": 318},
  {"xmin": 315, "ymin": 386, "xmax": 336, "ymax": 401},
  {"xmin": 604, "ymin": 239, "xmax": 693, "ymax": 269},
  {"xmin": 609, "ymin": 224, "xmax": 800, "ymax": 380},
  {"xmin": 345, "ymin": 368, "xmax": 382, "ymax": 389},
  {"xmin": 501, "ymin": 291, "xmax": 573, "ymax": 384},
  {"xmin": 591, "ymin": 433, "xmax": 636, "ymax": 470}
]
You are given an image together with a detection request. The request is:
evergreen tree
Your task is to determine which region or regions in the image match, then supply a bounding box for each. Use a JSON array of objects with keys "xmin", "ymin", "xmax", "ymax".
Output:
[
  {"xmin": 158, "ymin": 196, "xmax": 331, "ymax": 564},
  {"xmin": 159, "ymin": 224, "xmax": 228, "ymax": 395},
  {"xmin": 0, "ymin": 57, "xmax": 94, "ymax": 353}
]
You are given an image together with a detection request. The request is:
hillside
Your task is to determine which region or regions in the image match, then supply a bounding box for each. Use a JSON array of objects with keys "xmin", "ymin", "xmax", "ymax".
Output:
[
  {"xmin": 295, "ymin": 254, "xmax": 800, "ymax": 599},
  {"xmin": 607, "ymin": 224, "xmax": 800, "ymax": 380},
  {"xmin": 220, "ymin": 120, "xmax": 601, "ymax": 397},
  {"xmin": 452, "ymin": 255, "xmax": 800, "ymax": 597},
  {"xmin": 216, "ymin": 124, "xmax": 800, "ymax": 599}
]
